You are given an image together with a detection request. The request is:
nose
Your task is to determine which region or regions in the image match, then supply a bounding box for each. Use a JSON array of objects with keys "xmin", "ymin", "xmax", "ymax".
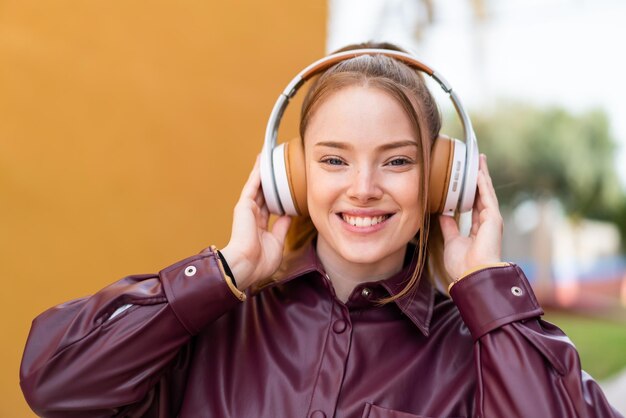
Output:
[{"xmin": 346, "ymin": 166, "xmax": 383, "ymax": 202}]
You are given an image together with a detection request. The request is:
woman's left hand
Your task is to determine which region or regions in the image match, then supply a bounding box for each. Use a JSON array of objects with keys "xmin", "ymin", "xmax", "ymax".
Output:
[{"xmin": 439, "ymin": 154, "xmax": 503, "ymax": 279}]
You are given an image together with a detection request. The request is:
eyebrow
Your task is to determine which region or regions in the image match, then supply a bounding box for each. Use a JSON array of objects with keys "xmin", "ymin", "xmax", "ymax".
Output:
[{"xmin": 314, "ymin": 140, "xmax": 418, "ymax": 151}]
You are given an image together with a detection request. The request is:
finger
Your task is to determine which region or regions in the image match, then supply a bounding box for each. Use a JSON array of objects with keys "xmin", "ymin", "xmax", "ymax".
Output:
[
  {"xmin": 240, "ymin": 155, "xmax": 262, "ymax": 200},
  {"xmin": 254, "ymin": 183, "xmax": 265, "ymax": 208},
  {"xmin": 252, "ymin": 184, "xmax": 271, "ymax": 224},
  {"xmin": 481, "ymin": 153, "xmax": 492, "ymax": 178},
  {"xmin": 271, "ymin": 215, "xmax": 292, "ymax": 246},
  {"xmin": 469, "ymin": 206, "xmax": 481, "ymax": 237},
  {"xmin": 439, "ymin": 215, "xmax": 460, "ymax": 244},
  {"xmin": 476, "ymin": 160, "xmax": 499, "ymax": 211},
  {"xmin": 259, "ymin": 199, "xmax": 270, "ymax": 227},
  {"xmin": 480, "ymin": 155, "xmax": 497, "ymax": 198},
  {"xmin": 470, "ymin": 170, "xmax": 492, "ymax": 236},
  {"xmin": 475, "ymin": 160, "xmax": 504, "ymax": 232},
  {"xmin": 473, "ymin": 182, "xmax": 486, "ymax": 213}
]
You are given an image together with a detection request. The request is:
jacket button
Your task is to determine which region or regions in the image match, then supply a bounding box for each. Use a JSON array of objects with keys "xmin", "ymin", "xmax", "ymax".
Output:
[
  {"xmin": 333, "ymin": 320, "xmax": 347, "ymax": 334},
  {"xmin": 310, "ymin": 411, "xmax": 326, "ymax": 418},
  {"xmin": 184, "ymin": 266, "xmax": 197, "ymax": 277},
  {"xmin": 361, "ymin": 287, "xmax": 372, "ymax": 298}
]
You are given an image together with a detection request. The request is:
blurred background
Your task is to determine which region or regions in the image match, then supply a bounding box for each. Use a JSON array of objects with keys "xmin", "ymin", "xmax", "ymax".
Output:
[{"xmin": 1, "ymin": 0, "xmax": 624, "ymax": 416}]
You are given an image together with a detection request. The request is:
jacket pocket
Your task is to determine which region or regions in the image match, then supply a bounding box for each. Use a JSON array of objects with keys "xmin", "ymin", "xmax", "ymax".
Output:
[{"xmin": 361, "ymin": 403, "xmax": 465, "ymax": 418}]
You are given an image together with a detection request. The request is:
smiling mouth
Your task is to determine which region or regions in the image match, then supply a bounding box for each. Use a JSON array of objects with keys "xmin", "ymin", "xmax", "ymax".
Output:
[{"xmin": 339, "ymin": 213, "xmax": 392, "ymax": 227}]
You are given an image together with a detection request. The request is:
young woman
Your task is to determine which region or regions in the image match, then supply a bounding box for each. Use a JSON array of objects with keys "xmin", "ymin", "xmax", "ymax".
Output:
[{"xmin": 20, "ymin": 43, "xmax": 621, "ymax": 418}]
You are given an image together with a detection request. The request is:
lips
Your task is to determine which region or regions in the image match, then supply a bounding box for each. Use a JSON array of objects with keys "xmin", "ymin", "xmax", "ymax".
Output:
[{"xmin": 339, "ymin": 213, "xmax": 392, "ymax": 227}]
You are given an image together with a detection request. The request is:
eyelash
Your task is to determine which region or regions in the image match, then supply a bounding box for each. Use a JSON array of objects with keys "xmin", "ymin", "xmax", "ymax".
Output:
[
  {"xmin": 321, "ymin": 157, "xmax": 346, "ymax": 166},
  {"xmin": 319, "ymin": 157, "xmax": 414, "ymax": 167},
  {"xmin": 386, "ymin": 158, "xmax": 412, "ymax": 166}
]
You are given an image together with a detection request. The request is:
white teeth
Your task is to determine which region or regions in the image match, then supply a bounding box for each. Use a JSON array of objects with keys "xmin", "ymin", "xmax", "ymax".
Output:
[{"xmin": 341, "ymin": 214, "xmax": 389, "ymax": 227}]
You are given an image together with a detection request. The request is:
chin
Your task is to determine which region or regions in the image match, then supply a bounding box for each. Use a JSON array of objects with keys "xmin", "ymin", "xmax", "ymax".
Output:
[{"xmin": 336, "ymin": 239, "xmax": 400, "ymax": 265}]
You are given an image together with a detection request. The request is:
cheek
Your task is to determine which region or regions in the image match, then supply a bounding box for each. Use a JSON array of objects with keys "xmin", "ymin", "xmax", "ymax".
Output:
[
  {"xmin": 392, "ymin": 173, "xmax": 423, "ymax": 222},
  {"xmin": 400, "ymin": 181, "xmax": 421, "ymax": 205},
  {"xmin": 306, "ymin": 166, "xmax": 336, "ymax": 211},
  {"xmin": 305, "ymin": 169, "xmax": 336, "ymax": 235},
  {"xmin": 305, "ymin": 162, "xmax": 324, "ymax": 213},
  {"xmin": 386, "ymin": 169, "xmax": 420, "ymax": 196}
]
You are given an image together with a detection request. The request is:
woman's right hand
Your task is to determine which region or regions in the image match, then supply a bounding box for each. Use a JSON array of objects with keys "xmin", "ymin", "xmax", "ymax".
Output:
[{"xmin": 220, "ymin": 156, "xmax": 292, "ymax": 291}]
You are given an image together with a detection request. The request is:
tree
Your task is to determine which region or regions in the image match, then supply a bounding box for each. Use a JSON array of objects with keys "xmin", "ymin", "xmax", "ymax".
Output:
[{"xmin": 465, "ymin": 102, "xmax": 623, "ymax": 220}]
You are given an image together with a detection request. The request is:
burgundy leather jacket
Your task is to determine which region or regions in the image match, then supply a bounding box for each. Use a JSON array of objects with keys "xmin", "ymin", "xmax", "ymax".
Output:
[{"xmin": 20, "ymin": 241, "xmax": 621, "ymax": 417}]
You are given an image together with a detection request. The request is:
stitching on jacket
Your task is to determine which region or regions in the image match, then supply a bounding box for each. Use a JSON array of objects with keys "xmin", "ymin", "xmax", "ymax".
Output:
[{"xmin": 305, "ymin": 296, "xmax": 336, "ymax": 414}]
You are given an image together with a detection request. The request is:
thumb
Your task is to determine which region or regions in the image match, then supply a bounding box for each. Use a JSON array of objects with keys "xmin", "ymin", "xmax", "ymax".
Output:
[
  {"xmin": 438, "ymin": 215, "xmax": 459, "ymax": 245},
  {"xmin": 271, "ymin": 215, "xmax": 292, "ymax": 246}
]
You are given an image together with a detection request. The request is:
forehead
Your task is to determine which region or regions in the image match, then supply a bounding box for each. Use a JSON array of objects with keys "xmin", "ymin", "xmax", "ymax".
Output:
[{"xmin": 304, "ymin": 85, "xmax": 418, "ymax": 148}]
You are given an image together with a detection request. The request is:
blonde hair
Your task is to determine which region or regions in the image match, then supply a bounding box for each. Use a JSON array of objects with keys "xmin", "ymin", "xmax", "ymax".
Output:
[{"xmin": 285, "ymin": 42, "xmax": 452, "ymax": 302}]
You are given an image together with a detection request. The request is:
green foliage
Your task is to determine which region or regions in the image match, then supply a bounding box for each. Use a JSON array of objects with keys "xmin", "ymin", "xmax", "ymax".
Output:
[{"xmin": 455, "ymin": 102, "xmax": 623, "ymax": 218}]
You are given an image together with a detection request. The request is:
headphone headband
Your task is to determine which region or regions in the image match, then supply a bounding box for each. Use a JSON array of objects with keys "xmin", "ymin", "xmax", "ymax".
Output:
[{"xmin": 261, "ymin": 48, "xmax": 479, "ymax": 216}]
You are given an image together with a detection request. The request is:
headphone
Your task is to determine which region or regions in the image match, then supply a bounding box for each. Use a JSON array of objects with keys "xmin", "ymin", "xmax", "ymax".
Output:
[{"xmin": 260, "ymin": 48, "xmax": 479, "ymax": 218}]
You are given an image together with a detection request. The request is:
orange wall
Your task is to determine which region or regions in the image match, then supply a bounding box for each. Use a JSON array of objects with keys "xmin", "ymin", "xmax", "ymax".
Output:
[{"xmin": 0, "ymin": 1, "xmax": 326, "ymax": 416}]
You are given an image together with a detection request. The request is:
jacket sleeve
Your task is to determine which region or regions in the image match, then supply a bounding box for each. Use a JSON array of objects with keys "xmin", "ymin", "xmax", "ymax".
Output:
[
  {"xmin": 20, "ymin": 249, "xmax": 245, "ymax": 417},
  {"xmin": 450, "ymin": 264, "xmax": 623, "ymax": 418}
]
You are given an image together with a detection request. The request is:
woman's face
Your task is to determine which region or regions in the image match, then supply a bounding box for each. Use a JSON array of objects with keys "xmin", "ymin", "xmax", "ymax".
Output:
[{"xmin": 304, "ymin": 85, "xmax": 423, "ymax": 268}]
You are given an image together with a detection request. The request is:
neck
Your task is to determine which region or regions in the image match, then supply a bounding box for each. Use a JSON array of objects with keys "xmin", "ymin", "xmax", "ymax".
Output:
[{"xmin": 316, "ymin": 238, "xmax": 407, "ymax": 303}]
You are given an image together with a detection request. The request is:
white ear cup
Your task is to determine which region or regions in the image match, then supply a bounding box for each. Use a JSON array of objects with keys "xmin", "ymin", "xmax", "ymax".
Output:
[
  {"xmin": 260, "ymin": 143, "xmax": 284, "ymax": 215},
  {"xmin": 459, "ymin": 132, "xmax": 479, "ymax": 213},
  {"xmin": 272, "ymin": 143, "xmax": 299, "ymax": 216},
  {"xmin": 441, "ymin": 139, "xmax": 467, "ymax": 217}
]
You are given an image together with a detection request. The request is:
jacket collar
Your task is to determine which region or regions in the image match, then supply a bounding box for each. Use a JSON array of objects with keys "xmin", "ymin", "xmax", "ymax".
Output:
[{"xmin": 271, "ymin": 238, "xmax": 435, "ymax": 337}]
